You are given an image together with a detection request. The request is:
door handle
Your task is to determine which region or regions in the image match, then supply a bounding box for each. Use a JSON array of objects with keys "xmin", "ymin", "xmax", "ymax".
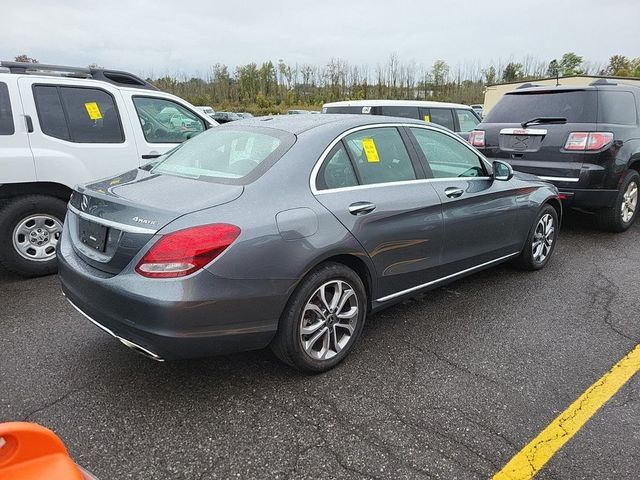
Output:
[
  {"xmin": 141, "ymin": 153, "xmax": 161, "ymax": 160},
  {"xmin": 444, "ymin": 187, "xmax": 464, "ymax": 198},
  {"xmin": 24, "ymin": 115, "xmax": 33, "ymax": 133},
  {"xmin": 348, "ymin": 201, "xmax": 376, "ymax": 215}
]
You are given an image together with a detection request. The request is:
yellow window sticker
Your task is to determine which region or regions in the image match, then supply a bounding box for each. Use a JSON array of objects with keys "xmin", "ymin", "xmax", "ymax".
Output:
[
  {"xmin": 424, "ymin": 115, "xmax": 430, "ymax": 123},
  {"xmin": 84, "ymin": 102, "xmax": 102, "ymax": 120},
  {"xmin": 362, "ymin": 138, "xmax": 380, "ymax": 163}
]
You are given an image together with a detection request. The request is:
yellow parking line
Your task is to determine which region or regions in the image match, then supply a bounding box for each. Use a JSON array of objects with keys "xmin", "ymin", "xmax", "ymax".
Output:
[{"xmin": 493, "ymin": 344, "xmax": 640, "ymax": 480}]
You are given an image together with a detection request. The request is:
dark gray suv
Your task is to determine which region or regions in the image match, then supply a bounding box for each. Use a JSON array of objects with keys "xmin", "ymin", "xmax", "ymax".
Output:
[
  {"xmin": 58, "ymin": 115, "xmax": 561, "ymax": 372},
  {"xmin": 470, "ymin": 81, "xmax": 640, "ymax": 232}
]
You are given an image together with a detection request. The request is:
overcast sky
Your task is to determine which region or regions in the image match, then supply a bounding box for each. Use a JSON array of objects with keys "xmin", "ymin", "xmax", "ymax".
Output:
[{"xmin": 2, "ymin": 0, "xmax": 638, "ymax": 77}]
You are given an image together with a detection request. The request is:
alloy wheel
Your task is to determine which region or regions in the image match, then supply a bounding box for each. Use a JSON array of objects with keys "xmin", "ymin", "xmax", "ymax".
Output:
[
  {"xmin": 12, "ymin": 214, "xmax": 63, "ymax": 262},
  {"xmin": 532, "ymin": 213, "xmax": 555, "ymax": 263},
  {"xmin": 621, "ymin": 181, "xmax": 638, "ymax": 224},
  {"xmin": 299, "ymin": 280, "xmax": 359, "ymax": 361}
]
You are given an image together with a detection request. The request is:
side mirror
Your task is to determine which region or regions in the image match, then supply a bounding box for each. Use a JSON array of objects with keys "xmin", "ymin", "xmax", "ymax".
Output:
[{"xmin": 493, "ymin": 160, "xmax": 513, "ymax": 181}]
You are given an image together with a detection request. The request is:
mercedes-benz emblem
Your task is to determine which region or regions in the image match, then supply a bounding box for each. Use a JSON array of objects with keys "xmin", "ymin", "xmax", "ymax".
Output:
[{"xmin": 81, "ymin": 194, "xmax": 89, "ymax": 211}]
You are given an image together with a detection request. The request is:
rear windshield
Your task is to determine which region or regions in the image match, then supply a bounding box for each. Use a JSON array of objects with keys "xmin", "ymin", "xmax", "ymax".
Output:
[
  {"xmin": 149, "ymin": 126, "xmax": 295, "ymax": 184},
  {"xmin": 323, "ymin": 106, "xmax": 368, "ymax": 114},
  {"xmin": 484, "ymin": 90, "xmax": 597, "ymax": 123}
]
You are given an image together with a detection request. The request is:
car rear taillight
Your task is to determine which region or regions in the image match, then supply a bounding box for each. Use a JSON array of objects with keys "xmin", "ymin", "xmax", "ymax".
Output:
[
  {"xmin": 468, "ymin": 130, "xmax": 485, "ymax": 148},
  {"xmin": 564, "ymin": 132, "xmax": 614, "ymax": 151},
  {"xmin": 136, "ymin": 224, "xmax": 240, "ymax": 278}
]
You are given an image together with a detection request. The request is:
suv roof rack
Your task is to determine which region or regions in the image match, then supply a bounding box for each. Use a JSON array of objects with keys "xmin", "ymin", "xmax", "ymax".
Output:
[
  {"xmin": 590, "ymin": 78, "xmax": 617, "ymax": 86},
  {"xmin": 0, "ymin": 61, "xmax": 158, "ymax": 91}
]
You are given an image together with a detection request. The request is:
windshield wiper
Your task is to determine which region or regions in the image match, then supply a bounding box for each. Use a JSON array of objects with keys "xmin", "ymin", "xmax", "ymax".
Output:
[{"xmin": 521, "ymin": 117, "xmax": 567, "ymax": 128}]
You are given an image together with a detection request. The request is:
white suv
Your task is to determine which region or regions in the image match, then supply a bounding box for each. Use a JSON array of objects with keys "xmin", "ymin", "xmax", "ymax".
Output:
[{"xmin": 0, "ymin": 61, "xmax": 216, "ymax": 277}]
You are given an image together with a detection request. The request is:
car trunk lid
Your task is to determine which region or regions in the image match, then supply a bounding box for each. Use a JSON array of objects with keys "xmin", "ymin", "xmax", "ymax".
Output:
[{"xmin": 67, "ymin": 169, "xmax": 243, "ymax": 274}]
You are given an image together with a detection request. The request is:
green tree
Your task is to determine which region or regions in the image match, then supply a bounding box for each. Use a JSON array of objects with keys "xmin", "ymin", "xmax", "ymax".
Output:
[
  {"xmin": 605, "ymin": 55, "xmax": 631, "ymax": 76},
  {"xmin": 502, "ymin": 62, "xmax": 524, "ymax": 82},
  {"xmin": 483, "ymin": 66, "xmax": 496, "ymax": 85},
  {"xmin": 431, "ymin": 60, "xmax": 449, "ymax": 87},
  {"xmin": 546, "ymin": 59, "xmax": 560, "ymax": 77},
  {"xmin": 559, "ymin": 52, "xmax": 583, "ymax": 76}
]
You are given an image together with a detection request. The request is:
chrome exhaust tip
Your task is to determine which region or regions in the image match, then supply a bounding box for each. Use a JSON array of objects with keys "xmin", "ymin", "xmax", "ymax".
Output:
[{"xmin": 117, "ymin": 337, "xmax": 165, "ymax": 362}]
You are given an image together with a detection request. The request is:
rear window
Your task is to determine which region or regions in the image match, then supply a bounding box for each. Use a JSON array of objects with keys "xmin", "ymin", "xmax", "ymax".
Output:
[
  {"xmin": 598, "ymin": 91, "xmax": 637, "ymax": 125},
  {"xmin": 0, "ymin": 82, "xmax": 14, "ymax": 135},
  {"xmin": 323, "ymin": 106, "xmax": 368, "ymax": 114},
  {"xmin": 484, "ymin": 90, "xmax": 597, "ymax": 123},
  {"xmin": 150, "ymin": 127, "xmax": 295, "ymax": 184}
]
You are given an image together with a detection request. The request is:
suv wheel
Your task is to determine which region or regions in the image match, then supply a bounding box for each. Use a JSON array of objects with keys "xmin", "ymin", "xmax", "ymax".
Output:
[
  {"xmin": 597, "ymin": 170, "xmax": 639, "ymax": 233},
  {"xmin": 514, "ymin": 204, "xmax": 559, "ymax": 271},
  {"xmin": 271, "ymin": 262, "xmax": 367, "ymax": 373},
  {"xmin": 0, "ymin": 195, "xmax": 67, "ymax": 277}
]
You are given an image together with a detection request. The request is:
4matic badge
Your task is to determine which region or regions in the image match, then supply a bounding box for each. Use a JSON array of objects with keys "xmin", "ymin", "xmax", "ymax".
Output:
[{"xmin": 132, "ymin": 216, "xmax": 158, "ymax": 226}]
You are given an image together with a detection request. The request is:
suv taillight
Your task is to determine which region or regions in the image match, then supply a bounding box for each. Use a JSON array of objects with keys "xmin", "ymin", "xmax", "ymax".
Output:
[
  {"xmin": 136, "ymin": 224, "xmax": 240, "ymax": 278},
  {"xmin": 468, "ymin": 130, "xmax": 485, "ymax": 148},
  {"xmin": 564, "ymin": 132, "xmax": 614, "ymax": 151}
]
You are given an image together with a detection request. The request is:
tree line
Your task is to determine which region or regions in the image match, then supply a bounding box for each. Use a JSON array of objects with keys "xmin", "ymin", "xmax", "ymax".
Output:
[{"xmin": 13, "ymin": 53, "xmax": 640, "ymax": 115}]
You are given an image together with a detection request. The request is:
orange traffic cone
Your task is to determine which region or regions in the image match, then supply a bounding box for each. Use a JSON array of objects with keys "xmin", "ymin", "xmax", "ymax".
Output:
[{"xmin": 0, "ymin": 422, "xmax": 96, "ymax": 480}]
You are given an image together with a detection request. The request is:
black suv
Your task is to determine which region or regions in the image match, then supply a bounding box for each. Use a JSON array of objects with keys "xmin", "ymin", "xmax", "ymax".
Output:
[{"xmin": 470, "ymin": 81, "xmax": 640, "ymax": 232}]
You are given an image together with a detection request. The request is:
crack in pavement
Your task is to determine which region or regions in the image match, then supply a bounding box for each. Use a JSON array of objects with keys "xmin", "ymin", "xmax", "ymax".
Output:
[
  {"xmin": 591, "ymin": 267, "xmax": 637, "ymax": 343},
  {"xmin": 21, "ymin": 380, "xmax": 94, "ymax": 422}
]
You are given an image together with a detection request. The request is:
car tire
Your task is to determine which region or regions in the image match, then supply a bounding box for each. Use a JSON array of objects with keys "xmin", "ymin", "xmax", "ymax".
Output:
[
  {"xmin": 596, "ymin": 170, "xmax": 639, "ymax": 233},
  {"xmin": 0, "ymin": 195, "xmax": 67, "ymax": 277},
  {"xmin": 513, "ymin": 204, "xmax": 559, "ymax": 271},
  {"xmin": 270, "ymin": 262, "xmax": 367, "ymax": 373}
]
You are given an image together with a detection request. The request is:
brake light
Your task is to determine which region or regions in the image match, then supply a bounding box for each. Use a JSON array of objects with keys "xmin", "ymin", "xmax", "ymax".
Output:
[
  {"xmin": 136, "ymin": 224, "xmax": 240, "ymax": 278},
  {"xmin": 564, "ymin": 132, "xmax": 614, "ymax": 151},
  {"xmin": 468, "ymin": 130, "xmax": 485, "ymax": 148}
]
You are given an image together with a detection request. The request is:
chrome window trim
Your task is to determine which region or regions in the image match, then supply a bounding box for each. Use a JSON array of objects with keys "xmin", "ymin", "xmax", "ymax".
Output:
[
  {"xmin": 538, "ymin": 176, "xmax": 580, "ymax": 183},
  {"xmin": 376, "ymin": 252, "xmax": 520, "ymax": 303},
  {"xmin": 68, "ymin": 204, "xmax": 158, "ymax": 234},
  {"xmin": 309, "ymin": 123, "xmax": 493, "ymax": 195}
]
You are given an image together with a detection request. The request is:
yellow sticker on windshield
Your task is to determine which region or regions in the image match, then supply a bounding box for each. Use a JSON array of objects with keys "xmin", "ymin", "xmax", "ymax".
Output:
[
  {"xmin": 362, "ymin": 138, "xmax": 380, "ymax": 163},
  {"xmin": 84, "ymin": 102, "xmax": 102, "ymax": 120},
  {"xmin": 424, "ymin": 115, "xmax": 430, "ymax": 123}
]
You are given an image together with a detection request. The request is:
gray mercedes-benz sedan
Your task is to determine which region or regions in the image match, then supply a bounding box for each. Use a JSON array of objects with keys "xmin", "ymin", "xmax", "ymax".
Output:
[{"xmin": 58, "ymin": 115, "xmax": 561, "ymax": 372}]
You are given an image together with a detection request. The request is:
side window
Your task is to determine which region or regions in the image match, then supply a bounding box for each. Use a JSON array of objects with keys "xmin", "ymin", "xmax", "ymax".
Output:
[
  {"xmin": 598, "ymin": 91, "xmax": 637, "ymax": 125},
  {"xmin": 344, "ymin": 127, "xmax": 416, "ymax": 185},
  {"xmin": 316, "ymin": 144, "xmax": 358, "ymax": 190},
  {"xmin": 428, "ymin": 108, "xmax": 455, "ymax": 131},
  {"xmin": 378, "ymin": 106, "xmax": 420, "ymax": 119},
  {"xmin": 33, "ymin": 85, "xmax": 123, "ymax": 143},
  {"xmin": 455, "ymin": 109, "xmax": 480, "ymax": 133},
  {"xmin": 60, "ymin": 87, "xmax": 123, "ymax": 143},
  {"xmin": 133, "ymin": 97, "xmax": 205, "ymax": 143},
  {"xmin": 33, "ymin": 86, "xmax": 70, "ymax": 140},
  {"xmin": 0, "ymin": 82, "xmax": 14, "ymax": 135},
  {"xmin": 410, "ymin": 127, "xmax": 487, "ymax": 178}
]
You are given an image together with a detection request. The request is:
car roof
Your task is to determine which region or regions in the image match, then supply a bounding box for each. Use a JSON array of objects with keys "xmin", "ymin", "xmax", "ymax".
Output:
[
  {"xmin": 322, "ymin": 99, "xmax": 472, "ymax": 109},
  {"xmin": 509, "ymin": 83, "xmax": 640, "ymax": 94},
  {"xmin": 230, "ymin": 113, "xmax": 441, "ymax": 135}
]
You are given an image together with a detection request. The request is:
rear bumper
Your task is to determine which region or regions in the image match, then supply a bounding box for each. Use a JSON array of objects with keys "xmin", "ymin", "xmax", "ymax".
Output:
[
  {"xmin": 485, "ymin": 157, "xmax": 619, "ymax": 209},
  {"xmin": 556, "ymin": 188, "xmax": 619, "ymax": 209},
  {"xmin": 57, "ymin": 226, "xmax": 292, "ymax": 360}
]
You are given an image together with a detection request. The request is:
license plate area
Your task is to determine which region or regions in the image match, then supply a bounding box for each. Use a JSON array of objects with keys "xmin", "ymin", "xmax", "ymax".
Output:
[
  {"xmin": 499, "ymin": 127, "xmax": 546, "ymax": 153},
  {"xmin": 78, "ymin": 218, "xmax": 108, "ymax": 253}
]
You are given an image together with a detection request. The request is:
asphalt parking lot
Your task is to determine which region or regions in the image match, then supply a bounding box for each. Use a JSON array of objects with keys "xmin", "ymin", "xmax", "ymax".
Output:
[{"xmin": 1, "ymin": 211, "xmax": 638, "ymax": 480}]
